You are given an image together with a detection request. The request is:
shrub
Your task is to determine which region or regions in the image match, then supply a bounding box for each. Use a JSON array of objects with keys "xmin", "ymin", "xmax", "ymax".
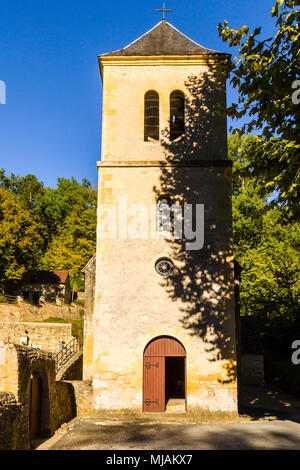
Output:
[{"xmin": 71, "ymin": 319, "xmax": 84, "ymax": 344}]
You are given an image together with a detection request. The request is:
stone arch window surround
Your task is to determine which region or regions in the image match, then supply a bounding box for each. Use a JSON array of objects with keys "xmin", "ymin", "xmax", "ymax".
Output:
[
  {"xmin": 144, "ymin": 90, "xmax": 160, "ymax": 142},
  {"xmin": 170, "ymin": 90, "xmax": 185, "ymax": 141}
]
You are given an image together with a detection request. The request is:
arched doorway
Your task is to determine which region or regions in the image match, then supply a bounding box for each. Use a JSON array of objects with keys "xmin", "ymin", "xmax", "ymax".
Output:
[
  {"xmin": 143, "ymin": 336, "xmax": 186, "ymax": 412},
  {"xmin": 29, "ymin": 374, "xmax": 42, "ymax": 440},
  {"xmin": 29, "ymin": 370, "xmax": 50, "ymax": 442}
]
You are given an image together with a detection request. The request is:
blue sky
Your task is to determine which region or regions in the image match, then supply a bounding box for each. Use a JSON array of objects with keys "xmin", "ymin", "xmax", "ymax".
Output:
[{"xmin": 0, "ymin": 0, "xmax": 277, "ymax": 188}]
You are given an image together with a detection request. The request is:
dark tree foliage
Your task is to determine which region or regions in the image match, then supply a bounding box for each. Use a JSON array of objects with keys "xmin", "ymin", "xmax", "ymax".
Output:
[
  {"xmin": 218, "ymin": 0, "xmax": 300, "ymax": 218},
  {"xmin": 0, "ymin": 170, "xmax": 97, "ymax": 291}
]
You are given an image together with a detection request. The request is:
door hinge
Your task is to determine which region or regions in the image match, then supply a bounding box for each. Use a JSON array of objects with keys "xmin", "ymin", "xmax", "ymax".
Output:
[
  {"xmin": 144, "ymin": 362, "xmax": 159, "ymax": 369},
  {"xmin": 144, "ymin": 398, "xmax": 159, "ymax": 406}
]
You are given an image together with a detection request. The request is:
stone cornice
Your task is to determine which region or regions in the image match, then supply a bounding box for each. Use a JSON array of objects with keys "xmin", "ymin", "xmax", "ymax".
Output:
[
  {"xmin": 97, "ymin": 160, "xmax": 232, "ymax": 168},
  {"xmin": 98, "ymin": 55, "xmax": 230, "ymax": 79}
]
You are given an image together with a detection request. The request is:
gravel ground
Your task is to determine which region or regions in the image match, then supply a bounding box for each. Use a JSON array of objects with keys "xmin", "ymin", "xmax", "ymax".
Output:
[
  {"xmin": 36, "ymin": 416, "xmax": 300, "ymax": 450},
  {"xmin": 36, "ymin": 386, "xmax": 300, "ymax": 450}
]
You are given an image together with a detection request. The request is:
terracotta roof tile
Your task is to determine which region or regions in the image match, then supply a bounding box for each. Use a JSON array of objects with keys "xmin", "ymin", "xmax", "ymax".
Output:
[{"xmin": 24, "ymin": 271, "xmax": 69, "ymax": 285}]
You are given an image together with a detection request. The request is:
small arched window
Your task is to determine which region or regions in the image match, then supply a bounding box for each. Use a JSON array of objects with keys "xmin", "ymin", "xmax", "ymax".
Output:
[
  {"xmin": 144, "ymin": 91, "xmax": 159, "ymax": 142},
  {"xmin": 170, "ymin": 91, "xmax": 185, "ymax": 141}
]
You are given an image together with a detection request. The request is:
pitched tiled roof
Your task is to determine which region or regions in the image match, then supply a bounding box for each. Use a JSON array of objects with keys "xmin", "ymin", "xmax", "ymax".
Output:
[
  {"xmin": 81, "ymin": 254, "xmax": 96, "ymax": 274},
  {"xmin": 24, "ymin": 271, "xmax": 69, "ymax": 285},
  {"xmin": 100, "ymin": 20, "xmax": 228, "ymax": 57}
]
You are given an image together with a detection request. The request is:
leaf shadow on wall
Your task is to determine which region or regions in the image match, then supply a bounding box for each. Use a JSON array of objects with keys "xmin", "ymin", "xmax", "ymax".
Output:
[{"xmin": 154, "ymin": 65, "xmax": 237, "ymax": 381}]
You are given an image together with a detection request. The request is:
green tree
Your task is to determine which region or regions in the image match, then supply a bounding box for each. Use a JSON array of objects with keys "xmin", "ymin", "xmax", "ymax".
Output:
[
  {"xmin": 228, "ymin": 134, "xmax": 300, "ymax": 349},
  {"xmin": 0, "ymin": 188, "xmax": 43, "ymax": 289},
  {"xmin": 218, "ymin": 0, "xmax": 300, "ymax": 217},
  {"xmin": 0, "ymin": 169, "xmax": 44, "ymax": 209},
  {"xmin": 33, "ymin": 177, "xmax": 96, "ymax": 248},
  {"xmin": 0, "ymin": 170, "xmax": 97, "ymax": 290},
  {"xmin": 239, "ymin": 209, "xmax": 300, "ymax": 348},
  {"xmin": 41, "ymin": 180, "xmax": 97, "ymax": 290},
  {"xmin": 232, "ymin": 181, "xmax": 266, "ymax": 254},
  {"xmin": 229, "ymin": 133, "xmax": 270, "ymax": 253}
]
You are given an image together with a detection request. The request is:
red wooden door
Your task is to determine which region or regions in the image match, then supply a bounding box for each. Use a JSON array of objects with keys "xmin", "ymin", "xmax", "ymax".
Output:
[{"xmin": 143, "ymin": 356, "xmax": 165, "ymax": 412}]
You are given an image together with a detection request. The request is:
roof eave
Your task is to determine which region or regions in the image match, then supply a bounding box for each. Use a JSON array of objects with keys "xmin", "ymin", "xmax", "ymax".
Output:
[
  {"xmin": 98, "ymin": 53, "xmax": 231, "ymax": 67},
  {"xmin": 98, "ymin": 53, "xmax": 231, "ymax": 80}
]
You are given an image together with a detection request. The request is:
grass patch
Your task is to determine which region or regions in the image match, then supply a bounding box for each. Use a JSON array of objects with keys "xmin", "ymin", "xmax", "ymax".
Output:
[
  {"xmin": 41, "ymin": 318, "xmax": 69, "ymax": 324},
  {"xmin": 37, "ymin": 317, "xmax": 84, "ymax": 344},
  {"xmin": 71, "ymin": 319, "xmax": 84, "ymax": 344}
]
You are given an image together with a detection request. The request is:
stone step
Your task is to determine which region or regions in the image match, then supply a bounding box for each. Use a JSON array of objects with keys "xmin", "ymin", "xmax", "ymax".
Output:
[{"xmin": 165, "ymin": 399, "xmax": 186, "ymax": 413}]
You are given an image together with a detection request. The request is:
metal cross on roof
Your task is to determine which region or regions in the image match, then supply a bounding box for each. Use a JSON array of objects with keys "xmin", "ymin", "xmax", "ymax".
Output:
[{"xmin": 156, "ymin": 3, "xmax": 172, "ymax": 20}]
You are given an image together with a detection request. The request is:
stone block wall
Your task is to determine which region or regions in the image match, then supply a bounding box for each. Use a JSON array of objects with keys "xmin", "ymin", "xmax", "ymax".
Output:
[
  {"xmin": 92, "ymin": 164, "xmax": 238, "ymax": 412},
  {"xmin": 82, "ymin": 255, "xmax": 95, "ymax": 381},
  {"xmin": 100, "ymin": 62, "xmax": 227, "ymax": 162},
  {"xmin": 0, "ymin": 393, "xmax": 26, "ymax": 450},
  {"xmin": 54, "ymin": 381, "xmax": 76, "ymax": 425},
  {"xmin": 0, "ymin": 343, "xmax": 76, "ymax": 450},
  {"xmin": 66, "ymin": 380, "xmax": 93, "ymax": 416},
  {"xmin": 0, "ymin": 322, "xmax": 74, "ymax": 353},
  {"xmin": 0, "ymin": 302, "xmax": 82, "ymax": 323}
]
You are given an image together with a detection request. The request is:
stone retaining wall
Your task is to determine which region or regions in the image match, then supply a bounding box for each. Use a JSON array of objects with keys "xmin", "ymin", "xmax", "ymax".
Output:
[
  {"xmin": 0, "ymin": 343, "xmax": 76, "ymax": 449},
  {"xmin": 0, "ymin": 393, "xmax": 26, "ymax": 450},
  {"xmin": 0, "ymin": 322, "xmax": 74, "ymax": 353},
  {"xmin": 0, "ymin": 303, "xmax": 82, "ymax": 323},
  {"xmin": 66, "ymin": 380, "xmax": 93, "ymax": 415},
  {"xmin": 54, "ymin": 381, "xmax": 76, "ymax": 425}
]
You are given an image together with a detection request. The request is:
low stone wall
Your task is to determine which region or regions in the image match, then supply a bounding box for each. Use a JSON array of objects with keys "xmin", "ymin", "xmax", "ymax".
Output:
[
  {"xmin": 0, "ymin": 322, "xmax": 74, "ymax": 353},
  {"xmin": 0, "ymin": 393, "xmax": 27, "ymax": 450},
  {"xmin": 54, "ymin": 381, "xmax": 76, "ymax": 426},
  {"xmin": 66, "ymin": 380, "xmax": 93, "ymax": 415},
  {"xmin": 0, "ymin": 302, "xmax": 82, "ymax": 323}
]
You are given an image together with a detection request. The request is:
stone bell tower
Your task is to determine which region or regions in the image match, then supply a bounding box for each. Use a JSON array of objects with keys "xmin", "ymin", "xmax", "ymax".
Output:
[{"xmin": 86, "ymin": 20, "xmax": 238, "ymax": 412}]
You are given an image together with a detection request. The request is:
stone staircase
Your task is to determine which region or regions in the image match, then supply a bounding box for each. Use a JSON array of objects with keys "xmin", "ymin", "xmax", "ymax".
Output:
[
  {"xmin": 56, "ymin": 351, "xmax": 83, "ymax": 381},
  {"xmin": 54, "ymin": 338, "xmax": 83, "ymax": 381}
]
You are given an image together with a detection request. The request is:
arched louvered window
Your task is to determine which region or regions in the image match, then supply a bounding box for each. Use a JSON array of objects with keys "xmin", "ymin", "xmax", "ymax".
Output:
[
  {"xmin": 144, "ymin": 91, "xmax": 159, "ymax": 142},
  {"xmin": 170, "ymin": 91, "xmax": 185, "ymax": 141}
]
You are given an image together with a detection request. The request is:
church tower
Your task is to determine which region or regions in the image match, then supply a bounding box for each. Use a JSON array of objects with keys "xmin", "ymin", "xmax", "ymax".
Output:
[{"xmin": 86, "ymin": 20, "xmax": 238, "ymax": 412}]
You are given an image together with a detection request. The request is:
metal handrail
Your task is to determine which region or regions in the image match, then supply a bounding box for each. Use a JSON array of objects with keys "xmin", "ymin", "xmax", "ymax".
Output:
[
  {"xmin": 53, "ymin": 338, "xmax": 82, "ymax": 374},
  {"xmin": 0, "ymin": 293, "xmax": 18, "ymax": 303}
]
